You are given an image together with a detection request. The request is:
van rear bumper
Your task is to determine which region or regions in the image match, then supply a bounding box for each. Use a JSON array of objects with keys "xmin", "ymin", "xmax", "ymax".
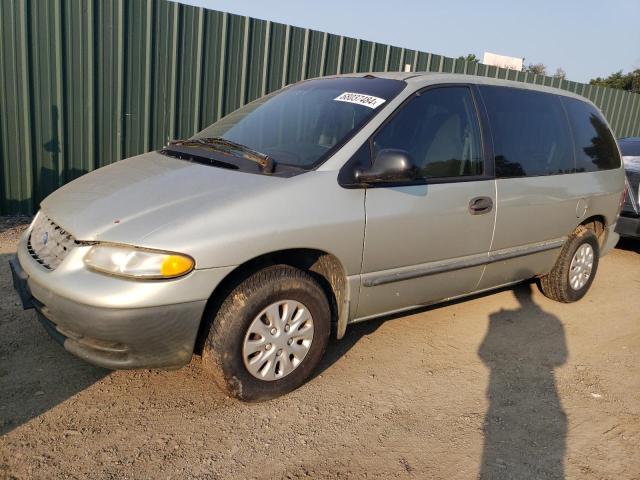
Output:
[{"xmin": 615, "ymin": 214, "xmax": 640, "ymax": 239}]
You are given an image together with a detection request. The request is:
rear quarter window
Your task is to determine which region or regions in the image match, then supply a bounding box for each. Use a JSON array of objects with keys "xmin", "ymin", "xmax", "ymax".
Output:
[
  {"xmin": 479, "ymin": 86, "xmax": 573, "ymax": 178},
  {"xmin": 561, "ymin": 97, "xmax": 621, "ymax": 172}
]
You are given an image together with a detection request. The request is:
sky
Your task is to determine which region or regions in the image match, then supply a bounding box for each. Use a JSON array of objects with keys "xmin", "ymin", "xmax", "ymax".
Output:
[{"xmin": 174, "ymin": 0, "xmax": 639, "ymax": 83}]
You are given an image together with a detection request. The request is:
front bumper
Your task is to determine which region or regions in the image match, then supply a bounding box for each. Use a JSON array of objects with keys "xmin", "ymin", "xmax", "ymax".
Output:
[
  {"xmin": 10, "ymin": 254, "xmax": 207, "ymax": 369},
  {"xmin": 616, "ymin": 213, "xmax": 640, "ymax": 239},
  {"xmin": 10, "ymin": 234, "xmax": 235, "ymax": 369}
]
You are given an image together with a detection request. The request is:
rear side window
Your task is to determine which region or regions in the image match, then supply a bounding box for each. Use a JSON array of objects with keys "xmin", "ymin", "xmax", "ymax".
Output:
[
  {"xmin": 480, "ymin": 86, "xmax": 573, "ymax": 177},
  {"xmin": 561, "ymin": 97, "xmax": 621, "ymax": 172},
  {"xmin": 372, "ymin": 86, "xmax": 483, "ymax": 179}
]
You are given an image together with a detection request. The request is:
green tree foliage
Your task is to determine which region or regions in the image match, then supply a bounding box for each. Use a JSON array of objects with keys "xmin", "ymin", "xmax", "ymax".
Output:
[
  {"xmin": 524, "ymin": 63, "xmax": 547, "ymax": 75},
  {"xmin": 589, "ymin": 69, "xmax": 640, "ymax": 94},
  {"xmin": 457, "ymin": 53, "xmax": 479, "ymax": 63},
  {"xmin": 553, "ymin": 68, "xmax": 567, "ymax": 80}
]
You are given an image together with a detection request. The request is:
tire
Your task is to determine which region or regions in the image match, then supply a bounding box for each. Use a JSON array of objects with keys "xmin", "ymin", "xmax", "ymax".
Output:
[
  {"xmin": 539, "ymin": 225, "xmax": 600, "ymax": 303},
  {"xmin": 201, "ymin": 265, "xmax": 330, "ymax": 401}
]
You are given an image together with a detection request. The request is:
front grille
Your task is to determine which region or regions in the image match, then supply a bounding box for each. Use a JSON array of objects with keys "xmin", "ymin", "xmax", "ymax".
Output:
[{"xmin": 27, "ymin": 213, "xmax": 79, "ymax": 270}]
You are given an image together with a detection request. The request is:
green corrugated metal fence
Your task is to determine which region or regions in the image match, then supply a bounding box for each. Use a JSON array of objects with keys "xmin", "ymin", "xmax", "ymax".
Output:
[{"xmin": 2, "ymin": 0, "xmax": 640, "ymax": 214}]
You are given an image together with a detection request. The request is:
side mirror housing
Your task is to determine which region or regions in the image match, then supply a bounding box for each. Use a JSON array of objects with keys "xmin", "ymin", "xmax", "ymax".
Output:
[{"xmin": 354, "ymin": 149, "xmax": 419, "ymax": 185}]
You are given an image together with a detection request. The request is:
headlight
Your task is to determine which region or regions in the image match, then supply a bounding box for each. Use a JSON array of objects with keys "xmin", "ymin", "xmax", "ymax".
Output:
[{"xmin": 84, "ymin": 244, "xmax": 194, "ymax": 279}]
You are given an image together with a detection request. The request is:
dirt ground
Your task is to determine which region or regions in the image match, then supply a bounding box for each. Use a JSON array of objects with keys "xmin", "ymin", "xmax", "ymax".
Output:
[{"xmin": 0, "ymin": 216, "xmax": 639, "ymax": 480}]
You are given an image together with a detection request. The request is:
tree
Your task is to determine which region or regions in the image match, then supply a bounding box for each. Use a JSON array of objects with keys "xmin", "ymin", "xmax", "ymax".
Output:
[
  {"xmin": 524, "ymin": 63, "xmax": 546, "ymax": 75},
  {"xmin": 457, "ymin": 53, "xmax": 479, "ymax": 63},
  {"xmin": 553, "ymin": 68, "xmax": 567, "ymax": 80},
  {"xmin": 589, "ymin": 69, "xmax": 640, "ymax": 94}
]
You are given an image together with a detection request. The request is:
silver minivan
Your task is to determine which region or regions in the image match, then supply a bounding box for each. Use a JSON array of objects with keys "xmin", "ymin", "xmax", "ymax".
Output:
[{"xmin": 10, "ymin": 73, "xmax": 625, "ymax": 400}]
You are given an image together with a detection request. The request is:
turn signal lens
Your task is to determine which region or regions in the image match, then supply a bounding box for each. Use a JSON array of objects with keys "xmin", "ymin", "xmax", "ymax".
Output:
[
  {"xmin": 84, "ymin": 245, "xmax": 194, "ymax": 279},
  {"xmin": 161, "ymin": 255, "xmax": 194, "ymax": 277}
]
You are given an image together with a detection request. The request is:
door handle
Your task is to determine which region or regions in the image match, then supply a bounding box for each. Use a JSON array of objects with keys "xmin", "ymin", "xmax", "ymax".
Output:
[{"xmin": 469, "ymin": 196, "xmax": 493, "ymax": 215}]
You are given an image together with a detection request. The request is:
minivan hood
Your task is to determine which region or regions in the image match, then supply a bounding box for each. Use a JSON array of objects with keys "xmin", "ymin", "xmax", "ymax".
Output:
[{"xmin": 41, "ymin": 151, "xmax": 284, "ymax": 243}]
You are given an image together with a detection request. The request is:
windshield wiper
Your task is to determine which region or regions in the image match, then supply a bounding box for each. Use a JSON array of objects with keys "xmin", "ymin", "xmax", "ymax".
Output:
[{"xmin": 167, "ymin": 137, "xmax": 276, "ymax": 174}]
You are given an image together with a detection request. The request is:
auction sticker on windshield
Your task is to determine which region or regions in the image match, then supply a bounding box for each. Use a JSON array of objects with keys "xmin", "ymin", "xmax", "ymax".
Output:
[{"xmin": 334, "ymin": 92, "xmax": 386, "ymax": 109}]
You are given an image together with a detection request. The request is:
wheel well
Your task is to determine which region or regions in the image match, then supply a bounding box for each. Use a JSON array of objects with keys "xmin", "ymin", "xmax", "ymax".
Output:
[
  {"xmin": 193, "ymin": 249, "xmax": 347, "ymax": 354},
  {"xmin": 580, "ymin": 215, "xmax": 606, "ymax": 247}
]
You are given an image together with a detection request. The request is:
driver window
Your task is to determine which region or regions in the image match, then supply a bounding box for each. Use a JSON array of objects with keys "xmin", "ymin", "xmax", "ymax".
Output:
[{"xmin": 372, "ymin": 86, "xmax": 483, "ymax": 178}]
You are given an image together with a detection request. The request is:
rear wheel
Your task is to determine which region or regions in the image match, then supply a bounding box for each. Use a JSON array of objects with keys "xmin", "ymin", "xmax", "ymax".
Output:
[
  {"xmin": 539, "ymin": 225, "xmax": 600, "ymax": 303},
  {"xmin": 202, "ymin": 265, "xmax": 330, "ymax": 401}
]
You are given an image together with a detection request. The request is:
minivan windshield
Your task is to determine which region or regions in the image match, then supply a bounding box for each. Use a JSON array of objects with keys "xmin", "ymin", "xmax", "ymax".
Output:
[{"xmin": 195, "ymin": 77, "xmax": 405, "ymax": 170}]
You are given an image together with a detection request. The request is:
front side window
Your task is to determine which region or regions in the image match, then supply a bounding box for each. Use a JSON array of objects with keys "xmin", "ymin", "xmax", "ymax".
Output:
[
  {"xmin": 479, "ymin": 86, "xmax": 574, "ymax": 177},
  {"xmin": 372, "ymin": 86, "xmax": 483, "ymax": 179},
  {"xmin": 619, "ymin": 138, "xmax": 640, "ymax": 158},
  {"xmin": 561, "ymin": 97, "xmax": 621, "ymax": 172},
  {"xmin": 195, "ymin": 77, "xmax": 405, "ymax": 170}
]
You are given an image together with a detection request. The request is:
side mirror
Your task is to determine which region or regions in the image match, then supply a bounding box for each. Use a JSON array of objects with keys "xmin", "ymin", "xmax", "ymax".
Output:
[{"xmin": 354, "ymin": 149, "xmax": 419, "ymax": 185}]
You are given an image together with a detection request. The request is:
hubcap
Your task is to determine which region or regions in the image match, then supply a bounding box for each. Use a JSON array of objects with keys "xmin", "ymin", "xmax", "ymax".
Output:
[
  {"xmin": 242, "ymin": 300, "xmax": 314, "ymax": 381},
  {"xmin": 569, "ymin": 243, "xmax": 594, "ymax": 291}
]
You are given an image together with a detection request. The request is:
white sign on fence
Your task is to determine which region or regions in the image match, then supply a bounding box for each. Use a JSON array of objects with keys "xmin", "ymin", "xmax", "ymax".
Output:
[{"xmin": 483, "ymin": 52, "xmax": 524, "ymax": 71}]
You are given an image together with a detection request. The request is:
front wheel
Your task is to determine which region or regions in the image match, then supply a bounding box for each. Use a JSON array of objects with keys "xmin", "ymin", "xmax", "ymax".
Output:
[
  {"xmin": 539, "ymin": 225, "xmax": 600, "ymax": 303},
  {"xmin": 202, "ymin": 265, "xmax": 330, "ymax": 401}
]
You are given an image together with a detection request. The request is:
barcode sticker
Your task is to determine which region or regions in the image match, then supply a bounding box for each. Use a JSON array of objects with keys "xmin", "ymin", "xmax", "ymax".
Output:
[{"xmin": 334, "ymin": 92, "xmax": 386, "ymax": 109}]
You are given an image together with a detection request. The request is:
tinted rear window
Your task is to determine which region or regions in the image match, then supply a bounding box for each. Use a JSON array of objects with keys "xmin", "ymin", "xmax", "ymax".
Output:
[
  {"xmin": 619, "ymin": 138, "xmax": 640, "ymax": 157},
  {"xmin": 479, "ymin": 86, "xmax": 573, "ymax": 177},
  {"xmin": 561, "ymin": 97, "xmax": 621, "ymax": 171}
]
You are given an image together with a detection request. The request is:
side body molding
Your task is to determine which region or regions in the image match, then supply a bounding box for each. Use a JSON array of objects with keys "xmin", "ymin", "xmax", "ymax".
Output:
[{"xmin": 361, "ymin": 237, "xmax": 567, "ymax": 288}]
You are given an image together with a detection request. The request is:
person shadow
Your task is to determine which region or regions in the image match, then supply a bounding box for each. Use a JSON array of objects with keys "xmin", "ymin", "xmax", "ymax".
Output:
[{"xmin": 478, "ymin": 282, "xmax": 568, "ymax": 479}]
